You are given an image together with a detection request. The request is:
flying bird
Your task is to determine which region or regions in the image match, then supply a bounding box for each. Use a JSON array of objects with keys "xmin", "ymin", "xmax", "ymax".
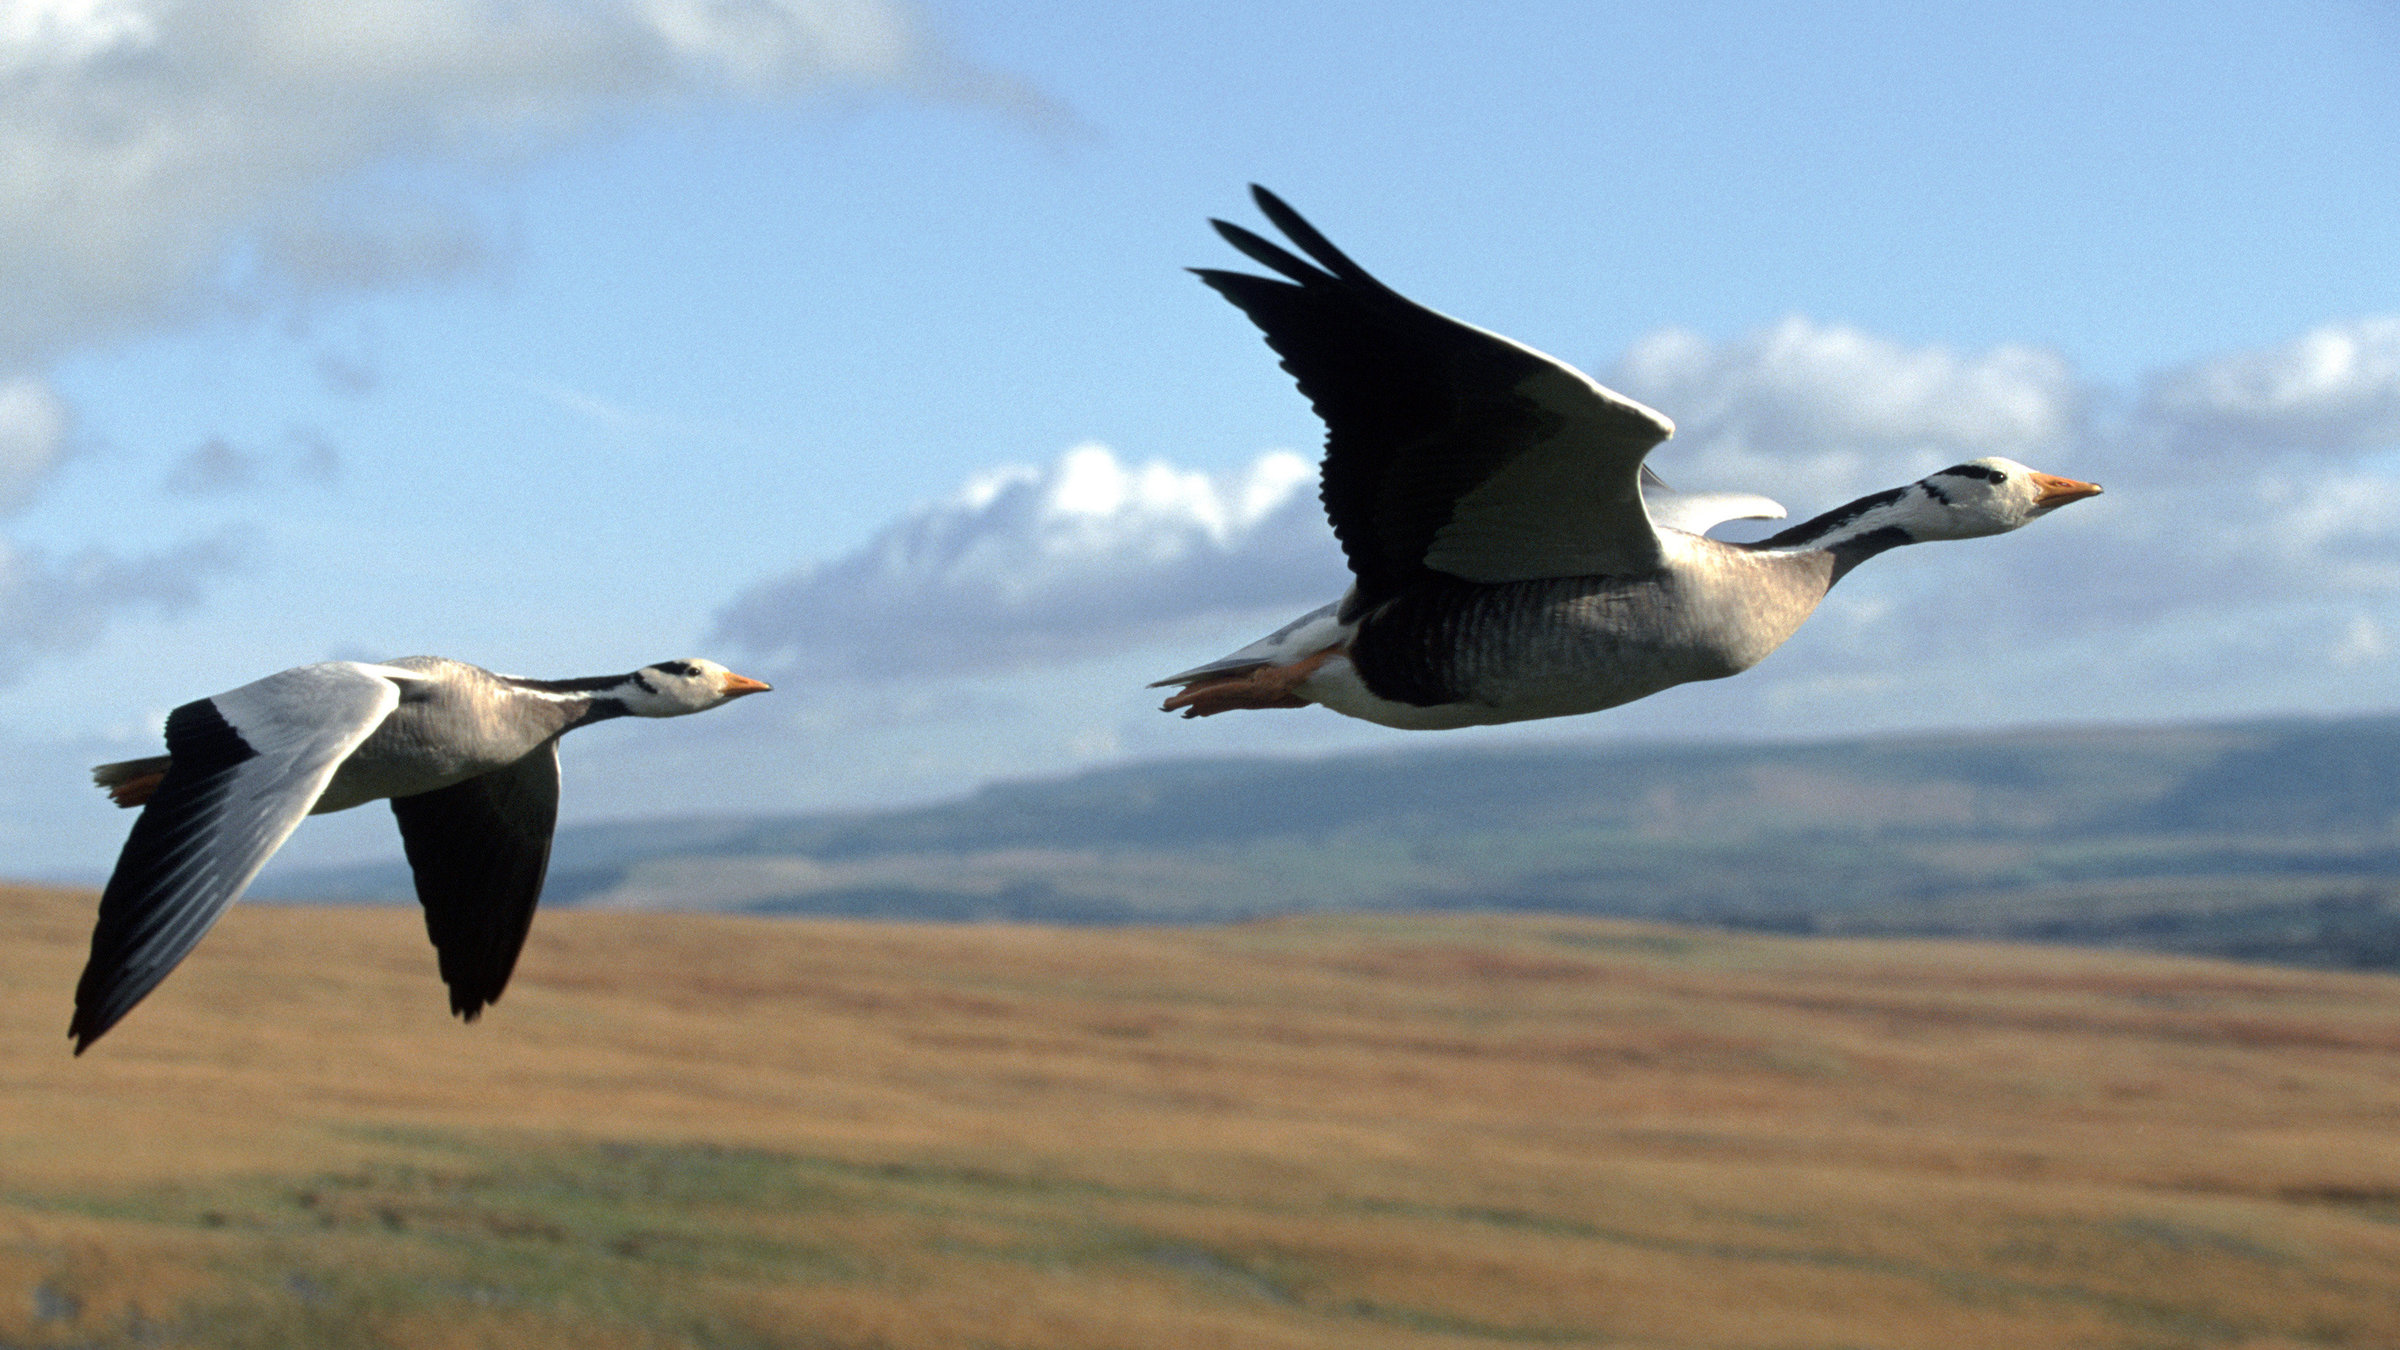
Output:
[
  {"xmin": 1155, "ymin": 186, "xmax": 2102, "ymax": 728},
  {"xmin": 72, "ymin": 656, "xmax": 771, "ymax": 1052}
]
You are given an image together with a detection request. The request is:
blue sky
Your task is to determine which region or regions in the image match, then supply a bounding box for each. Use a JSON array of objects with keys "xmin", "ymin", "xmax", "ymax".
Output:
[{"xmin": 2, "ymin": 0, "xmax": 2397, "ymax": 879}]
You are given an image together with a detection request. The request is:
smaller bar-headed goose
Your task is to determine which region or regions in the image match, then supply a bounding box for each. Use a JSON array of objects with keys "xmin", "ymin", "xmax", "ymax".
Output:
[
  {"xmin": 1154, "ymin": 187, "xmax": 2103, "ymax": 730},
  {"xmin": 73, "ymin": 656, "xmax": 770, "ymax": 1053}
]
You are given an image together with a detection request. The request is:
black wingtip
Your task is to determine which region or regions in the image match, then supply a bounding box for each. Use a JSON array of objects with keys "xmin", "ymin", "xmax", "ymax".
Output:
[
  {"xmin": 448, "ymin": 977, "xmax": 500, "ymax": 1022},
  {"xmin": 1242, "ymin": 185, "xmax": 1385, "ymax": 292},
  {"xmin": 69, "ymin": 1002, "xmax": 119, "ymax": 1055},
  {"xmin": 445, "ymin": 972, "xmax": 501, "ymax": 1022},
  {"xmin": 1206, "ymin": 218, "xmax": 1326, "ymax": 288},
  {"xmin": 445, "ymin": 967, "xmax": 509, "ymax": 1023},
  {"xmin": 1188, "ymin": 266, "xmax": 1250, "ymax": 293},
  {"xmin": 70, "ymin": 982, "xmax": 133, "ymax": 1054}
]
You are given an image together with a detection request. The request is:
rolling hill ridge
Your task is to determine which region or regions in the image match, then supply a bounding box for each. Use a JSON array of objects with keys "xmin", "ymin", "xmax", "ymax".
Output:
[{"xmin": 254, "ymin": 713, "xmax": 2400, "ymax": 970}]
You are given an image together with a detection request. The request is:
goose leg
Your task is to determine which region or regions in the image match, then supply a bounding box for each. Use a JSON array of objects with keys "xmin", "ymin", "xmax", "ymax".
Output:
[{"xmin": 1160, "ymin": 648, "xmax": 1341, "ymax": 718}]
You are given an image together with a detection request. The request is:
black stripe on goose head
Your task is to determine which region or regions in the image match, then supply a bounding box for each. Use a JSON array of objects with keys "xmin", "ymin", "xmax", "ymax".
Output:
[{"xmin": 1941, "ymin": 462, "xmax": 2008, "ymax": 483}]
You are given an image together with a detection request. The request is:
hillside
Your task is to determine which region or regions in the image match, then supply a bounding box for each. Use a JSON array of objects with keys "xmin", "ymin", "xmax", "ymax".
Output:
[
  {"xmin": 259, "ymin": 715, "xmax": 2400, "ymax": 969},
  {"xmin": 7, "ymin": 883, "xmax": 2400, "ymax": 1348}
]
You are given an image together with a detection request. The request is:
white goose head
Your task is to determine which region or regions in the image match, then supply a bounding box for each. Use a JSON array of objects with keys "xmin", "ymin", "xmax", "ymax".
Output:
[
  {"xmin": 614, "ymin": 658, "xmax": 773, "ymax": 717},
  {"xmin": 1898, "ymin": 457, "xmax": 2105, "ymax": 540},
  {"xmin": 1764, "ymin": 456, "xmax": 2102, "ymax": 553}
]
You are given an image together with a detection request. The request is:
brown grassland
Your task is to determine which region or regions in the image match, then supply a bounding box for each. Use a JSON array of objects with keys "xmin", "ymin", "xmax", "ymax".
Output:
[{"xmin": 4, "ymin": 882, "xmax": 2400, "ymax": 1348}]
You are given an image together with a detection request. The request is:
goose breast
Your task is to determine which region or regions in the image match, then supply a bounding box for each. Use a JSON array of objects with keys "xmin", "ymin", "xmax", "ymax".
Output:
[{"xmin": 312, "ymin": 658, "xmax": 578, "ymax": 814}]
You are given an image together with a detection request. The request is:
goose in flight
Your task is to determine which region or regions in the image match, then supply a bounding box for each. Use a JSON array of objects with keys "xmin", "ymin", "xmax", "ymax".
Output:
[
  {"xmin": 1155, "ymin": 186, "xmax": 2101, "ymax": 729},
  {"xmin": 72, "ymin": 656, "xmax": 771, "ymax": 1052}
]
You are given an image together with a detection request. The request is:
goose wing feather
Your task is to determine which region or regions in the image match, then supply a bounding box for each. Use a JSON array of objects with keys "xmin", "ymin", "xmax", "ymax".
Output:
[
  {"xmin": 1198, "ymin": 186, "xmax": 1676, "ymax": 614},
  {"xmin": 391, "ymin": 742, "xmax": 560, "ymax": 1022},
  {"xmin": 70, "ymin": 662, "xmax": 413, "ymax": 1052},
  {"xmin": 1644, "ymin": 489, "xmax": 1788, "ymax": 536}
]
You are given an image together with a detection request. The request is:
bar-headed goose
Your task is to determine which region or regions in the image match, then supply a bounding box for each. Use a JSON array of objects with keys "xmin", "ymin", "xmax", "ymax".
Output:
[
  {"xmin": 72, "ymin": 655, "xmax": 771, "ymax": 1052},
  {"xmin": 1154, "ymin": 187, "xmax": 2102, "ymax": 730}
]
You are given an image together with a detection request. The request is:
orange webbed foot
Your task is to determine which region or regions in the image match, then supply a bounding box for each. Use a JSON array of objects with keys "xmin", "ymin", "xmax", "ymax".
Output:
[{"xmin": 1158, "ymin": 648, "xmax": 1340, "ymax": 718}]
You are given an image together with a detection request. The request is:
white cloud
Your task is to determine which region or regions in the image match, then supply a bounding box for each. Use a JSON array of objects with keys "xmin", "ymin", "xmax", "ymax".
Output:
[
  {"xmin": 2142, "ymin": 317, "xmax": 2400, "ymax": 458},
  {"xmin": 0, "ymin": 374, "xmax": 70, "ymax": 514},
  {"xmin": 2333, "ymin": 614, "xmax": 2391, "ymax": 668},
  {"xmin": 0, "ymin": 0, "xmax": 156, "ymax": 69},
  {"xmin": 0, "ymin": 0, "xmax": 949, "ymax": 367},
  {"xmin": 2047, "ymin": 321, "xmax": 2400, "ymax": 632},
  {"xmin": 716, "ymin": 443, "xmax": 1345, "ymax": 676},
  {"xmin": 1610, "ymin": 316, "xmax": 2082, "ymax": 502}
]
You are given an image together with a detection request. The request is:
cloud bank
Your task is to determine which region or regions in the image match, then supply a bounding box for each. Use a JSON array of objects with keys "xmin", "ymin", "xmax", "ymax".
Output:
[
  {"xmin": 0, "ymin": 0, "xmax": 947, "ymax": 366},
  {"xmin": 722, "ymin": 315, "xmax": 2400, "ymax": 726},
  {"xmin": 2142, "ymin": 317, "xmax": 2400, "ymax": 460},
  {"xmin": 0, "ymin": 0, "xmax": 956, "ymax": 675},
  {"xmin": 717, "ymin": 444, "xmax": 1346, "ymax": 675}
]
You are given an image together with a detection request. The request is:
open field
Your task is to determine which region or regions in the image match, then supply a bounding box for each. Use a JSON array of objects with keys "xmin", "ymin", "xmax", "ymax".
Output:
[{"xmin": 6, "ymin": 883, "xmax": 2400, "ymax": 1348}]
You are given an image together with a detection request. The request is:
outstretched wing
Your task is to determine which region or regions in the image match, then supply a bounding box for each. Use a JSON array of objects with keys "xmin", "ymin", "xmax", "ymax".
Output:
[
  {"xmin": 1197, "ymin": 186, "xmax": 1676, "ymax": 616},
  {"xmin": 390, "ymin": 742, "xmax": 561, "ymax": 1022},
  {"xmin": 72, "ymin": 663, "xmax": 408, "ymax": 1052}
]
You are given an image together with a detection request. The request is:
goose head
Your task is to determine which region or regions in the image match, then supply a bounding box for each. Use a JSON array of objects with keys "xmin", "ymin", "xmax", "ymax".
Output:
[
  {"xmin": 1757, "ymin": 456, "xmax": 2102, "ymax": 556},
  {"xmin": 615, "ymin": 659, "xmax": 773, "ymax": 717},
  {"xmin": 1899, "ymin": 457, "xmax": 2104, "ymax": 540}
]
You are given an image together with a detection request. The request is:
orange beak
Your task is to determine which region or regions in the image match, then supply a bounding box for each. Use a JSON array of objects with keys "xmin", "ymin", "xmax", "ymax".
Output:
[
  {"xmin": 2028, "ymin": 472, "xmax": 2103, "ymax": 507},
  {"xmin": 719, "ymin": 672, "xmax": 774, "ymax": 698}
]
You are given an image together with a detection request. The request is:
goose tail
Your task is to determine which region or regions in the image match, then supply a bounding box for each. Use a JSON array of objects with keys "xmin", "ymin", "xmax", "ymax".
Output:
[{"xmin": 92, "ymin": 756, "xmax": 173, "ymax": 809}]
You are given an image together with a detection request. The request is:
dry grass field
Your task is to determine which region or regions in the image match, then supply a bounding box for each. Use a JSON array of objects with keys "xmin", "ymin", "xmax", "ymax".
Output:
[{"xmin": 5, "ymin": 883, "xmax": 2400, "ymax": 1349}]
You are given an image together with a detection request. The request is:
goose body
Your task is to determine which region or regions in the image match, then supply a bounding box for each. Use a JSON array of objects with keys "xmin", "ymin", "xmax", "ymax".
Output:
[
  {"xmin": 1155, "ymin": 188, "xmax": 2102, "ymax": 728},
  {"xmin": 73, "ymin": 655, "xmax": 770, "ymax": 1052}
]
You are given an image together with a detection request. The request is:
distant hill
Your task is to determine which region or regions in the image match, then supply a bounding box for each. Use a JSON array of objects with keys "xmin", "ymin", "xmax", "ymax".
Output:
[
  {"xmin": 255, "ymin": 715, "xmax": 2400, "ymax": 970},
  {"xmin": 248, "ymin": 715, "xmax": 2400, "ymax": 965}
]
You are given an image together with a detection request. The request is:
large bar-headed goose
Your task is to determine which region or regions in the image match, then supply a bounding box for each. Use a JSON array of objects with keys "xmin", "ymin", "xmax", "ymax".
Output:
[
  {"xmin": 1154, "ymin": 187, "xmax": 2102, "ymax": 729},
  {"xmin": 72, "ymin": 656, "xmax": 770, "ymax": 1052}
]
